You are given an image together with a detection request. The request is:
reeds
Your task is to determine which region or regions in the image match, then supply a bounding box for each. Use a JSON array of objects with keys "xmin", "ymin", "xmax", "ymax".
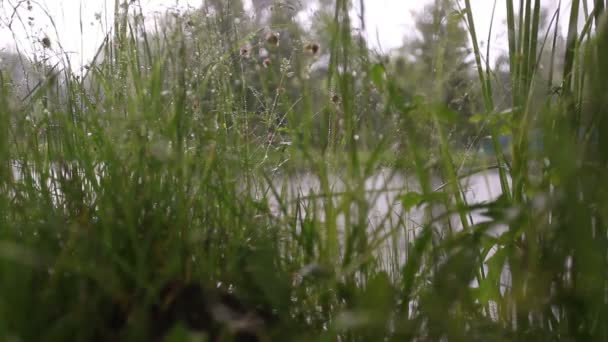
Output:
[{"xmin": 0, "ymin": 0, "xmax": 607, "ymax": 340}]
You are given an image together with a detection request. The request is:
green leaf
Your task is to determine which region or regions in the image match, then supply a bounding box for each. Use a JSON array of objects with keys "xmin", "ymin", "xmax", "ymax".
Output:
[
  {"xmin": 165, "ymin": 323, "xmax": 208, "ymax": 342},
  {"xmin": 401, "ymin": 192, "xmax": 425, "ymax": 211},
  {"xmin": 361, "ymin": 271, "xmax": 393, "ymax": 312},
  {"xmin": 476, "ymin": 247, "xmax": 507, "ymax": 304},
  {"xmin": 434, "ymin": 104, "xmax": 458, "ymax": 123},
  {"xmin": 370, "ymin": 63, "xmax": 386, "ymax": 89},
  {"xmin": 469, "ymin": 113, "xmax": 485, "ymax": 124}
]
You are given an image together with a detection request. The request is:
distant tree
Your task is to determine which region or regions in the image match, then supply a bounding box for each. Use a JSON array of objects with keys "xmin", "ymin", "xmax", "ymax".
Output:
[
  {"xmin": 204, "ymin": 0, "xmax": 247, "ymax": 35},
  {"xmin": 412, "ymin": 0, "xmax": 475, "ymax": 112},
  {"xmin": 392, "ymin": 0, "xmax": 479, "ymax": 147},
  {"xmin": 0, "ymin": 50, "xmax": 42, "ymax": 98},
  {"xmin": 251, "ymin": 0, "xmax": 274, "ymax": 18}
]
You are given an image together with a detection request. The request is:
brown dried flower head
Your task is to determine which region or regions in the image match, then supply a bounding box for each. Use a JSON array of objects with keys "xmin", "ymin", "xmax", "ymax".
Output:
[
  {"xmin": 240, "ymin": 46, "xmax": 251, "ymax": 59},
  {"xmin": 41, "ymin": 37, "xmax": 51, "ymax": 49},
  {"xmin": 304, "ymin": 42, "xmax": 320, "ymax": 56},
  {"xmin": 265, "ymin": 31, "xmax": 280, "ymax": 47},
  {"xmin": 331, "ymin": 93, "xmax": 340, "ymax": 104},
  {"xmin": 262, "ymin": 58, "xmax": 272, "ymax": 68}
]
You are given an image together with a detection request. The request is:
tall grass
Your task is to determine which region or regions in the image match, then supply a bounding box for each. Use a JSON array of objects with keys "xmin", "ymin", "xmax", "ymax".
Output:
[{"xmin": 0, "ymin": 0, "xmax": 607, "ymax": 340}]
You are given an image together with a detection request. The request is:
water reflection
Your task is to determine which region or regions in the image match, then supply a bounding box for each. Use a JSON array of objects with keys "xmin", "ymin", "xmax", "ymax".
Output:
[{"xmin": 264, "ymin": 168, "xmax": 509, "ymax": 268}]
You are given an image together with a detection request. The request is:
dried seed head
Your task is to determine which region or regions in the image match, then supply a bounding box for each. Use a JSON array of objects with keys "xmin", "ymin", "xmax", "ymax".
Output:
[
  {"xmin": 240, "ymin": 46, "xmax": 250, "ymax": 59},
  {"xmin": 304, "ymin": 42, "xmax": 320, "ymax": 56},
  {"xmin": 265, "ymin": 31, "xmax": 280, "ymax": 47},
  {"xmin": 262, "ymin": 58, "xmax": 271, "ymax": 68},
  {"xmin": 41, "ymin": 37, "xmax": 51, "ymax": 49},
  {"xmin": 331, "ymin": 93, "xmax": 340, "ymax": 104}
]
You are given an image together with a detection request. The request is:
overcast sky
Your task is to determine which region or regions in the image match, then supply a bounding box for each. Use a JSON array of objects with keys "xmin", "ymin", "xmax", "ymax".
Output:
[{"xmin": 0, "ymin": 0, "xmax": 569, "ymax": 69}]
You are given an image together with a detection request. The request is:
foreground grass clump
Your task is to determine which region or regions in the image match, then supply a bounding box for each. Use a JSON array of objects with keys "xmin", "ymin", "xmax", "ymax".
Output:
[{"xmin": 1, "ymin": 0, "xmax": 608, "ymax": 340}]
